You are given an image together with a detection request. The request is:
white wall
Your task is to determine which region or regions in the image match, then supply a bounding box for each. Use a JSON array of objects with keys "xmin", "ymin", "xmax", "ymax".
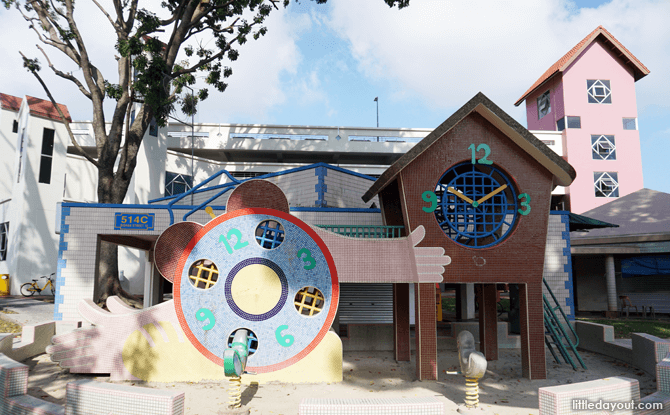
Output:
[
  {"xmin": 0, "ymin": 108, "xmax": 18, "ymax": 200},
  {"xmin": 1, "ymin": 100, "xmax": 68, "ymax": 293}
]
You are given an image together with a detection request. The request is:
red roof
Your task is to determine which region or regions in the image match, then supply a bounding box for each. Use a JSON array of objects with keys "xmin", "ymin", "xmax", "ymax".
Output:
[
  {"xmin": 1, "ymin": 93, "xmax": 72, "ymax": 122},
  {"xmin": 515, "ymin": 26, "xmax": 650, "ymax": 106},
  {"xmin": 0, "ymin": 93, "xmax": 22, "ymax": 112},
  {"xmin": 26, "ymin": 95, "xmax": 72, "ymax": 122}
]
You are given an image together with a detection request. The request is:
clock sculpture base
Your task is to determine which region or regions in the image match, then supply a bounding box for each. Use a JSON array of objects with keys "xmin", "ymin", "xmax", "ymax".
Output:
[{"xmin": 121, "ymin": 326, "xmax": 343, "ymax": 384}]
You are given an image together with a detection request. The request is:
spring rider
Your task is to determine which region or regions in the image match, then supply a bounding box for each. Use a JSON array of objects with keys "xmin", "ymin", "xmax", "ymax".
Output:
[
  {"xmin": 222, "ymin": 329, "xmax": 254, "ymax": 414},
  {"xmin": 457, "ymin": 330, "xmax": 488, "ymax": 414}
]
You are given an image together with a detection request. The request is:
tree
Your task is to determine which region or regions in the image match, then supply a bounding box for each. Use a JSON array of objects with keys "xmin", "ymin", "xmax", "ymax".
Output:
[{"xmin": 4, "ymin": 0, "xmax": 409, "ymax": 307}]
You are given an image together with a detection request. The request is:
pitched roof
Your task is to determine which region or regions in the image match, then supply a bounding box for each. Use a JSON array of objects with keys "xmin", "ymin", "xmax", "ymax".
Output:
[
  {"xmin": 1, "ymin": 93, "xmax": 72, "ymax": 122},
  {"xmin": 26, "ymin": 95, "xmax": 72, "ymax": 122},
  {"xmin": 362, "ymin": 92, "xmax": 577, "ymax": 203},
  {"xmin": 0, "ymin": 93, "xmax": 22, "ymax": 112},
  {"xmin": 571, "ymin": 189, "xmax": 670, "ymax": 240},
  {"xmin": 514, "ymin": 26, "xmax": 650, "ymax": 106}
]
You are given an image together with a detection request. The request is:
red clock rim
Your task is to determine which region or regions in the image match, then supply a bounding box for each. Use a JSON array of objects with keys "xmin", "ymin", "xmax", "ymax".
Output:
[{"xmin": 173, "ymin": 207, "xmax": 340, "ymax": 373}]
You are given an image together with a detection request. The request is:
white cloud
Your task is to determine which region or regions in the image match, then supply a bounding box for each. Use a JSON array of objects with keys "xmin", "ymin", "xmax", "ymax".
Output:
[
  {"xmin": 326, "ymin": 0, "xmax": 670, "ymax": 118},
  {"xmin": 192, "ymin": 8, "xmax": 312, "ymax": 124}
]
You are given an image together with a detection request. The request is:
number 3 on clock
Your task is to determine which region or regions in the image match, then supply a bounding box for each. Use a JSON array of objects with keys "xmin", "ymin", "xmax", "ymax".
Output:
[{"xmin": 518, "ymin": 193, "xmax": 531, "ymax": 215}]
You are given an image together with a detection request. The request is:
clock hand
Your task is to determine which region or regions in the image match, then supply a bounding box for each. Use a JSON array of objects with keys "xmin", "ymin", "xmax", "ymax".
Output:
[
  {"xmin": 447, "ymin": 187, "xmax": 475, "ymax": 205},
  {"xmin": 473, "ymin": 184, "xmax": 508, "ymax": 207}
]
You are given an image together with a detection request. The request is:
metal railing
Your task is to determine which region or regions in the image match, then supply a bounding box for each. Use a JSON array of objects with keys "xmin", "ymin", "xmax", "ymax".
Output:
[{"xmin": 315, "ymin": 225, "xmax": 404, "ymax": 238}]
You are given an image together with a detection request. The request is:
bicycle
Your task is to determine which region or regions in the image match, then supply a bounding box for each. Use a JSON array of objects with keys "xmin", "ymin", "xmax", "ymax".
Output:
[{"xmin": 20, "ymin": 273, "xmax": 56, "ymax": 297}]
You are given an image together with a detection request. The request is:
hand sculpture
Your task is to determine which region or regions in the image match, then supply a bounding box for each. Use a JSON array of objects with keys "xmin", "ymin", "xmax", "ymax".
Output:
[
  {"xmin": 313, "ymin": 224, "xmax": 450, "ymax": 283},
  {"xmin": 47, "ymin": 296, "xmax": 222, "ymax": 381}
]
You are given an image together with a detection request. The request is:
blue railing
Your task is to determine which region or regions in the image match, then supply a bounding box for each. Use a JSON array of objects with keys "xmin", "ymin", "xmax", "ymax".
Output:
[
  {"xmin": 167, "ymin": 170, "xmax": 241, "ymax": 225},
  {"xmin": 315, "ymin": 225, "xmax": 404, "ymax": 238}
]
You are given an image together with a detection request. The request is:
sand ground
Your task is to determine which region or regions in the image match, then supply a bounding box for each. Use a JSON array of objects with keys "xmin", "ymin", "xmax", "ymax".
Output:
[{"xmin": 23, "ymin": 348, "xmax": 657, "ymax": 415}]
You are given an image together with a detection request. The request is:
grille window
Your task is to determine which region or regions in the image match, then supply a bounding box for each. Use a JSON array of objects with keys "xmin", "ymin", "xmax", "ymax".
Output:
[
  {"xmin": 0, "ymin": 222, "xmax": 8, "ymax": 261},
  {"xmin": 38, "ymin": 128, "xmax": 55, "ymax": 184}
]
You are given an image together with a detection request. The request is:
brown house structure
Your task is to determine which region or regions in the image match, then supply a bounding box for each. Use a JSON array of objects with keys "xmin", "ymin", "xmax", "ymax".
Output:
[{"xmin": 363, "ymin": 93, "xmax": 576, "ymax": 380}]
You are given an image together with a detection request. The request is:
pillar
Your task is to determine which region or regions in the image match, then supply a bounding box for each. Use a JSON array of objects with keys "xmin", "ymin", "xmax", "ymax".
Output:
[
  {"xmin": 414, "ymin": 283, "xmax": 437, "ymax": 380},
  {"xmin": 459, "ymin": 283, "xmax": 476, "ymax": 320},
  {"xmin": 519, "ymin": 282, "xmax": 547, "ymax": 380},
  {"xmin": 478, "ymin": 284, "xmax": 498, "ymax": 361},
  {"xmin": 606, "ymin": 255, "xmax": 618, "ymax": 318},
  {"xmin": 393, "ymin": 283, "xmax": 410, "ymax": 361}
]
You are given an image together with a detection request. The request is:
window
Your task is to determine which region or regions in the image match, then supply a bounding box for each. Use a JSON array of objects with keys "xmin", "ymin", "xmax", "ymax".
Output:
[
  {"xmin": 558, "ymin": 116, "xmax": 581, "ymax": 130},
  {"xmin": 587, "ymin": 79, "xmax": 612, "ymax": 104},
  {"xmin": 230, "ymin": 171, "xmax": 269, "ymax": 179},
  {"xmin": 537, "ymin": 91, "xmax": 551, "ymax": 119},
  {"xmin": 12, "ymin": 120, "xmax": 18, "ymax": 133},
  {"xmin": 149, "ymin": 118, "xmax": 158, "ymax": 137},
  {"xmin": 38, "ymin": 128, "xmax": 55, "ymax": 184},
  {"xmin": 165, "ymin": 172, "xmax": 193, "ymax": 196},
  {"xmin": 556, "ymin": 118, "xmax": 565, "ymax": 131},
  {"xmin": 591, "ymin": 135, "xmax": 616, "ymax": 160},
  {"xmin": 0, "ymin": 222, "xmax": 7, "ymax": 261},
  {"xmin": 623, "ymin": 118, "xmax": 637, "ymax": 130},
  {"xmin": 594, "ymin": 172, "xmax": 619, "ymax": 198},
  {"xmin": 567, "ymin": 116, "xmax": 581, "ymax": 129}
]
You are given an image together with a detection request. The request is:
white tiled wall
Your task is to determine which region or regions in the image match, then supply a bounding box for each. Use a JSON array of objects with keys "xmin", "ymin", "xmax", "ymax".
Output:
[{"xmin": 542, "ymin": 213, "xmax": 574, "ymax": 318}]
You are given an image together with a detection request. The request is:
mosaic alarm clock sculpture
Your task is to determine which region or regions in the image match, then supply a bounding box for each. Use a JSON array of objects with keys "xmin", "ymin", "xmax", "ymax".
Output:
[
  {"xmin": 47, "ymin": 179, "xmax": 449, "ymax": 382},
  {"xmin": 164, "ymin": 207, "xmax": 338, "ymax": 373}
]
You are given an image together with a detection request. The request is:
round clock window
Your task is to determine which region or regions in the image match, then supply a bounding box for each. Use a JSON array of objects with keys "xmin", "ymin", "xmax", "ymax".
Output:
[{"xmin": 429, "ymin": 161, "xmax": 522, "ymax": 248}]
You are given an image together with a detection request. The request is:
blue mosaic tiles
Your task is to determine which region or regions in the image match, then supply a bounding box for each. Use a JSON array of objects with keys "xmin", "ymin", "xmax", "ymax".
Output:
[{"xmin": 177, "ymin": 212, "xmax": 337, "ymax": 369}]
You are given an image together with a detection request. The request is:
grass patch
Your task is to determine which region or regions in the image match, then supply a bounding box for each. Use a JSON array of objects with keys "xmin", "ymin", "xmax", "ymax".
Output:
[
  {"xmin": 442, "ymin": 297, "xmax": 455, "ymax": 312},
  {"xmin": 578, "ymin": 318, "xmax": 670, "ymax": 339},
  {"xmin": 441, "ymin": 297, "xmax": 510, "ymax": 313}
]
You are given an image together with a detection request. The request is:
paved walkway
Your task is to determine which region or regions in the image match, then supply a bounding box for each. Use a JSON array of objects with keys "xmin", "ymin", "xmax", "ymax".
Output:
[{"xmin": 0, "ymin": 296, "xmax": 55, "ymax": 326}]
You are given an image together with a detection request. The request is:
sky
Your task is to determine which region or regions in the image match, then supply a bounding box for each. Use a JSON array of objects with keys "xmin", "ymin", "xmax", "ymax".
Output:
[{"xmin": 0, "ymin": 0, "xmax": 668, "ymax": 193}]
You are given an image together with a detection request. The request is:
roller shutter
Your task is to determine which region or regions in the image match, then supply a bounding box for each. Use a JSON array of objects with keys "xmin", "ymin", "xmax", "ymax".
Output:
[{"xmin": 338, "ymin": 283, "xmax": 393, "ymax": 324}]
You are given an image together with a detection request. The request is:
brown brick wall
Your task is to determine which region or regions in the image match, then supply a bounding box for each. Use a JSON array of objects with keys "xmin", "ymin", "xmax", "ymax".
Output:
[
  {"xmin": 479, "ymin": 284, "xmax": 499, "ymax": 361},
  {"xmin": 414, "ymin": 283, "xmax": 438, "ymax": 380},
  {"xmin": 393, "ymin": 283, "xmax": 411, "ymax": 361}
]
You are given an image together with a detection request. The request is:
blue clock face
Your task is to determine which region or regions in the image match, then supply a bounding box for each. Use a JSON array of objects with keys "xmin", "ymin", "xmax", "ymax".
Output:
[{"xmin": 432, "ymin": 162, "xmax": 519, "ymax": 248}]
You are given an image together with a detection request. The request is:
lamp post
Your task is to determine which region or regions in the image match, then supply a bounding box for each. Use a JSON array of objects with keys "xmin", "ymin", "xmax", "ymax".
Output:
[
  {"xmin": 165, "ymin": 84, "xmax": 195, "ymax": 206},
  {"xmin": 374, "ymin": 97, "xmax": 379, "ymax": 142}
]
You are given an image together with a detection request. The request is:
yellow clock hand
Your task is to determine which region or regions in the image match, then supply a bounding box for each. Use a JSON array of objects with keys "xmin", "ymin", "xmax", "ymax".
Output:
[
  {"xmin": 473, "ymin": 184, "xmax": 508, "ymax": 207},
  {"xmin": 447, "ymin": 187, "xmax": 475, "ymax": 205}
]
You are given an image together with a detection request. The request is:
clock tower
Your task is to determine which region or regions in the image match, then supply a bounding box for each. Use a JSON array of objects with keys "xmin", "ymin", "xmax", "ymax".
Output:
[{"xmin": 363, "ymin": 92, "xmax": 576, "ymax": 380}]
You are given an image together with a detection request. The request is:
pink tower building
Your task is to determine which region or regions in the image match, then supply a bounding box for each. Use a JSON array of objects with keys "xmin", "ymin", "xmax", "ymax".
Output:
[{"xmin": 515, "ymin": 26, "xmax": 649, "ymax": 214}]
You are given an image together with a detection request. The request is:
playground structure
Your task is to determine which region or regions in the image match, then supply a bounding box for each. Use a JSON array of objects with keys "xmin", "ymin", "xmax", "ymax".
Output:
[
  {"xmin": 49, "ymin": 93, "xmax": 580, "ymax": 388},
  {"xmin": 0, "ymin": 91, "xmax": 665, "ymax": 414}
]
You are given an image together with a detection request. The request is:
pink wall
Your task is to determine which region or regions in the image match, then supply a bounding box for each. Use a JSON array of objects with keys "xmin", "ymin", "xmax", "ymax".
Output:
[
  {"xmin": 526, "ymin": 76, "xmax": 565, "ymax": 131},
  {"xmin": 556, "ymin": 40, "xmax": 643, "ymax": 213}
]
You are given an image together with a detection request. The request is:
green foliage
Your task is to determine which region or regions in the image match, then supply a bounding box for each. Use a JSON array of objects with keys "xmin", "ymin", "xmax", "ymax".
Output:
[
  {"xmin": 21, "ymin": 56, "xmax": 41, "ymax": 72},
  {"xmin": 104, "ymin": 81, "xmax": 123, "ymax": 101},
  {"xmin": 578, "ymin": 318, "xmax": 670, "ymax": 340}
]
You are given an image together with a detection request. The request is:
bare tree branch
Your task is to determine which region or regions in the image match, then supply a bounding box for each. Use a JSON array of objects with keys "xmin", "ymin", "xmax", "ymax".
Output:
[
  {"xmin": 123, "ymin": 0, "xmax": 139, "ymax": 34},
  {"xmin": 19, "ymin": 50, "xmax": 100, "ymax": 168},
  {"xmin": 184, "ymin": 17, "xmax": 238, "ymax": 40},
  {"xmin": 36, "ymin": 44, "xmax": 92, "ymax": 99},
  {"xmin": 91, "ymin": 0, "xmax": 122, "ymax": 32}
]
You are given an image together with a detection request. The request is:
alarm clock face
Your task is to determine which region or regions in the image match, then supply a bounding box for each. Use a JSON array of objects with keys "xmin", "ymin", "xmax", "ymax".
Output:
[
  {"xmin": 173, "ymin": 208, "xmax": 338, "ymax": 373},
  {"xmin": 432, "ymin": 161, "xmax": 520, "ymax": 248}
]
